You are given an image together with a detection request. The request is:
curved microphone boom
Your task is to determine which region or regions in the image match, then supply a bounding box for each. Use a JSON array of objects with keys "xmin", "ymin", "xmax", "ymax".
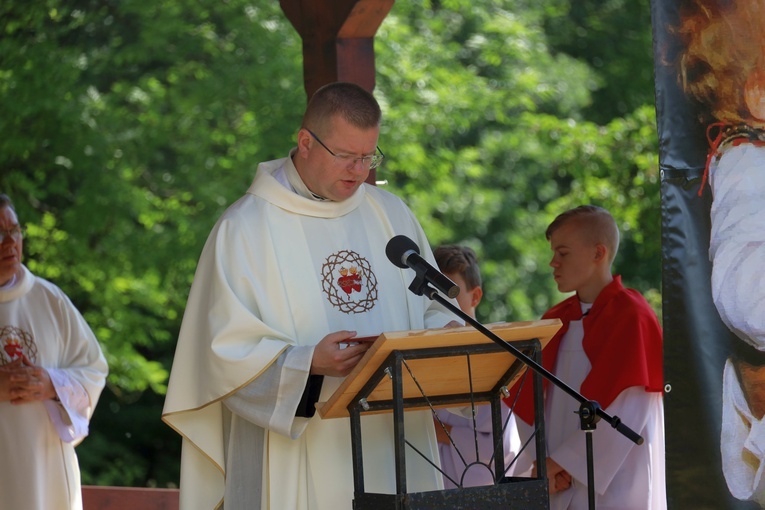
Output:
[{"xmin": 385, "ymin": 235, "xmax": 460, "ymax": 299}]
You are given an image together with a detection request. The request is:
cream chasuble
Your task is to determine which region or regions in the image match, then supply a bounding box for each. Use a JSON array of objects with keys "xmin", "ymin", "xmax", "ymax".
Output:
[{"xmin": 163, "ymin": 155, "xmax": 455, "ymax": 509}]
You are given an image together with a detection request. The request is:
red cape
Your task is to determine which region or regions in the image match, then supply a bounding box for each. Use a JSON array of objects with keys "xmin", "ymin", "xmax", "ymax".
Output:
[{"xmin": 509, "ymin": 276, "xmax": 663, "ymax": 425}]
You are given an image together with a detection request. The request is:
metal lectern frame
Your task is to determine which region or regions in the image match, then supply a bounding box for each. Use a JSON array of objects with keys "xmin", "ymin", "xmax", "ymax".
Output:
[{"xmin": 346, "ymin": 338, "xmax": 549, "ymax": 510}]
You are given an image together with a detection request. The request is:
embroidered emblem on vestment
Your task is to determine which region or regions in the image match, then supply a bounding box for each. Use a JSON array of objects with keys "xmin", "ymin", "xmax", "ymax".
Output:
[
  {"xmin": 0, "ymin": 326, "xmax": 38, "ymax": 365},
  {"xmin": 321, "ymin": 250, "xmax": 378, "ymax": 314}
]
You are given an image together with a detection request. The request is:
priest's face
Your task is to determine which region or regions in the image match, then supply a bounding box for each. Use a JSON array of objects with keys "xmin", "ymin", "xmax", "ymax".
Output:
[
  {"xmin": 295, "ymin": 115, "xmax": 379, "ymax": 202},
  {"xmin": 0, "ymin": 205, "xmax": 23, "ymax": 286}
]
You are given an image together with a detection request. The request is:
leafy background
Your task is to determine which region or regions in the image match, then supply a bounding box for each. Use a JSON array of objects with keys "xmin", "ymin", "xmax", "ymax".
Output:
[{"xmin": 0, "ymin": 0, "xmax": 659, "ymax": 487}]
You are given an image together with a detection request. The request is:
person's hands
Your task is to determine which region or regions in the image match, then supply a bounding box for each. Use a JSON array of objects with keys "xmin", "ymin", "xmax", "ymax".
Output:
[
  {"xmin": 0, "ymin": 355, "xmax": 57, "ymax": 404},
  {"xmin": 310, "ymin": 331, "xmax": 374, "ymax": 377},
  {"xmin": 444, "ymin": 320, "xmax": 463, "ymax": 328},
  {"xmin": 552, "ymin": 469, "xmax": 573, "ymax": 494},
  {"xmin": 532, "ymin": 457, "xmax": 572, "ymax": 494}
]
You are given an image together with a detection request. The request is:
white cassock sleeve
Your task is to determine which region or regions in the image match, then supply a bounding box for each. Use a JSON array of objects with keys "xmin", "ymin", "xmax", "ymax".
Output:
[
  {"xmin": 550, "ymin": 387, "xmax": 655, "ymax": 495},
  {"xmin": 709, "ymin": 145, "xmax": 765, "ymax": 348},
  {"xmin": 43, "ymin": 368, "xmax": 91, "ymax": 442}
]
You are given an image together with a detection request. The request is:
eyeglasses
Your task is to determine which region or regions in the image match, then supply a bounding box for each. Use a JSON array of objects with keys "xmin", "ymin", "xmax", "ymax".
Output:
[
  {"xmin": 307, "ymin": 129, "xmax": 385, "ymax": 169},
  {"xmin": 0, "ymin": 225, "xmax": 24, "ymax": 243}
]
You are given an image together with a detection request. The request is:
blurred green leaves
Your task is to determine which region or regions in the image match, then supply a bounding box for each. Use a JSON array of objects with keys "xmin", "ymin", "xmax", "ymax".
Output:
[{"xmin": 376, "ymin": 1, "xmax": 659, "ymax": 323}]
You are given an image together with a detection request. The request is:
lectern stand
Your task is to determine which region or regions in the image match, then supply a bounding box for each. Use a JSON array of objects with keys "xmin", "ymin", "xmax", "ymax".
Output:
[{"xmin": 316, "ymin": 320, "xmax": 561, "ymax": 510}]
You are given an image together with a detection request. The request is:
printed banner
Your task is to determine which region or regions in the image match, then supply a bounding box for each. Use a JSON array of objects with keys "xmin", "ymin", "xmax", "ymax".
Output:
[{"xmin": 652, "ymin": 1, "xmax": 765, "ymax": 508}]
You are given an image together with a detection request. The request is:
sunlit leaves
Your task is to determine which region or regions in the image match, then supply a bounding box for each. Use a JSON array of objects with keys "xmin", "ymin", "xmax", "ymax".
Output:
[{"xmin": 376, "ymin": 0, "xmax": 658, "ymax": 322}]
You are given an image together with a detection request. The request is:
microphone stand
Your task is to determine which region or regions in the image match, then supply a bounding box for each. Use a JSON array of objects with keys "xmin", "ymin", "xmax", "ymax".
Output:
[{"xmin": 407, "ymin": 276, "xmax": 644, "ymax": 510}]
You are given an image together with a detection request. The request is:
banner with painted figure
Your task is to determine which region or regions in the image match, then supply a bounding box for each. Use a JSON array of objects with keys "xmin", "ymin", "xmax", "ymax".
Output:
[{"xmin": 652, "ymin": 1, "xmax": 765, "ymax": 508}]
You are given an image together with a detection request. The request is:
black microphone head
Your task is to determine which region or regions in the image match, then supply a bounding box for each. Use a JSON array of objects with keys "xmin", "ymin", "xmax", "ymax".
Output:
[
  {"xmin": 445, "ymin": 283, "xmax": 460, "ymax": 299},
  {"xmin": 385, "ymin": 235, "xmax": 420, "ymax": 268}
]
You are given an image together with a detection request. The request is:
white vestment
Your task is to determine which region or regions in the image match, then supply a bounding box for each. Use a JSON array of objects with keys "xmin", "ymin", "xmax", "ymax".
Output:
[
  {"xmin": 710, "ymin": 144, "xmax": 765, "ymax": 504},
  {"xmin": 163, "ymin": 155, "xmax": 456, "ymax": 510},
  {"xmin": 516, "ymin": 304, "xmax": 666, "ymax": 510},
  {"xmin": 435, "ymin": 404, "xmax": 520, "ymax": 489},
  {"xmin": 0, "ymin": 266, "xmax": 108, "ymax": 510}
]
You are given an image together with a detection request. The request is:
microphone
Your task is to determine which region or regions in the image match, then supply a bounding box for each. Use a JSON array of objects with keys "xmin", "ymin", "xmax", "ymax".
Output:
[{"xmin": 385, "ymin": 235, "xmax": 460, "ymax": 299}]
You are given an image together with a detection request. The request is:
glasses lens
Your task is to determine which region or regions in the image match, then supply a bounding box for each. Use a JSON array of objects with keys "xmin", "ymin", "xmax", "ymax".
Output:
[{"xmin": 369, "ymin": 155, "xmax": 384, "ymax": 169}]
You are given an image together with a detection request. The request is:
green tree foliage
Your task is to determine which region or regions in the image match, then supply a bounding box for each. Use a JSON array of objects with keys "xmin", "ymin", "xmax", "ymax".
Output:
[
  {"xmin": 0, "ymin": 0, "xmax": 659, "ymax": 486},
  {"xmin": 1, "ymin": 0, "xmax": 304, "ymax": 487},
  {"xmin": 376, "ymin": 0, "xmax": 660, "ymax": 323}
]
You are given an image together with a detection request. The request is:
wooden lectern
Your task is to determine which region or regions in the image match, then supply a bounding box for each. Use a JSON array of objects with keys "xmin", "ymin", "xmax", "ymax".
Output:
[{"xmin": 317, "ymin": 319, "xmax": 561, "ymax": 510}]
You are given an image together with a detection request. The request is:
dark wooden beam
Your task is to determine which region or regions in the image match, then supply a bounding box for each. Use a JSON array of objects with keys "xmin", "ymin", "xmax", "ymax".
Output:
[
  {"xmin": 82, "ymin": 486, "xmax": 179, "ymax": 510},
  {"xmin": 280, "ymin": 0, "xmax": 393, "ymax": 97},
  {"xmin": 280, "ymin": 0, "xmax": 394, "ymax": 184}
]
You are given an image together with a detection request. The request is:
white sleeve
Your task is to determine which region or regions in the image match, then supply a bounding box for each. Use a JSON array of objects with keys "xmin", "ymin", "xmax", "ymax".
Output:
[
  {"xmin": 550, "ymin": 387, "xmax": 655, "ymax": 496},
  {"xmin": 709, "ymin": 146, "xmax": 765, "ymax": 348},
  {"xmin": 223, "ymin": 345, "xmax": 314, "ymax": 439},
  {"xmin": 43, "ymin": 368, "xmax": 91, "ymax": 443}
]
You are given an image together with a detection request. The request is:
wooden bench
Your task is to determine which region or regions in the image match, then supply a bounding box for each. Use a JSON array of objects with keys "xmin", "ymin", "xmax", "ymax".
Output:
[{"xmin": 82, "ymin": 486, "xmax": 179, "ymax": 510}]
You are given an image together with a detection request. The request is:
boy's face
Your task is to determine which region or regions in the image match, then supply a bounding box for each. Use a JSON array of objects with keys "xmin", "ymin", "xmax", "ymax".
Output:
[
  {"xmin": 548, "ymin": 221, "xmax": 600, "ymax": 296},
  {"xmin": 446, "ymin": 271, "xmax": 481, "ymax": 319}
]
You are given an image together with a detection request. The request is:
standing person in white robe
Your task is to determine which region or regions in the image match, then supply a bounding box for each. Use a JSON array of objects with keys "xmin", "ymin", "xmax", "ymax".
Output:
[
  {"xmin": 431, "ymin": 244, "xmax": 521, "ymax": 489},
  {"xmin": 162, "ymin": 82, "xmax": 459, "ymax": 510},
  {"xmin": 509, "ymin": 206, "xmax": 666, "ymax": 510},
  {"xmin": 0, "ymin": 193, "xmax": 109, "ymax": 510}
]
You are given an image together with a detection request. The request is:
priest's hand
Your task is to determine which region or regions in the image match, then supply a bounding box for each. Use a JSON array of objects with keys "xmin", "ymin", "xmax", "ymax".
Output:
[
  {"xmin": 3, "ymin": 354, "xmax": 57, "ymax": 405},
  {"xmin": 311, "ymin": 330, "xmax": 374, "ymax": 377},
  {"xmin": 0, "ymin": 358, "xmax": 24, "ymax": 402}
]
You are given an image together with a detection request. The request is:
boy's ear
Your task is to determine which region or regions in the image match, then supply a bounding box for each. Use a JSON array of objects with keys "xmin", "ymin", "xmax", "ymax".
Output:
[
  {"xmin": 471, "ymin": 286, "xmax": 483, "ymax": 308},
  {"xmin": 594, "ymin": 244, "xmax": 608, "ymax": 263}
]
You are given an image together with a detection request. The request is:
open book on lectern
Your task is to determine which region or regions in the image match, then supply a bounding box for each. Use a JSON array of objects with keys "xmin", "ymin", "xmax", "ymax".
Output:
[{"xmin": 316, "ymin": 319, "xmax": 562, "ymax": 419}]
